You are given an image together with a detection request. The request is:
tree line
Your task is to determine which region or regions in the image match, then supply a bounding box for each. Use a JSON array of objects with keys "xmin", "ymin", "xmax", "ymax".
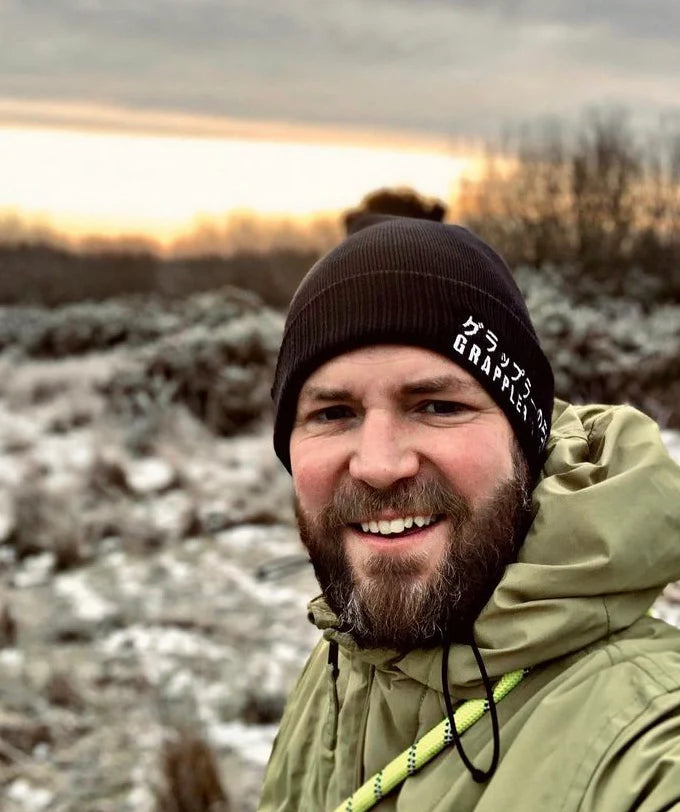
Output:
[{"xmin": 456, "ymin": 110, "xmax": 680, "ymax": 303}]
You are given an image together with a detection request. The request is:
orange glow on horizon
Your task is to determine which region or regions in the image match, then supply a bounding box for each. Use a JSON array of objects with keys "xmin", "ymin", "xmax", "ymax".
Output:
[{"xmin": 0, "ymin": 107, "xmax": 480, "ymax": 248}]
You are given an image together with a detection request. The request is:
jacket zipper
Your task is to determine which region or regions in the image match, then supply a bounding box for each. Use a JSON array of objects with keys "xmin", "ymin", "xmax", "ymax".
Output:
[{"xmin": 354, "ymin": 664, "xmax": 376, "ymax": 789}]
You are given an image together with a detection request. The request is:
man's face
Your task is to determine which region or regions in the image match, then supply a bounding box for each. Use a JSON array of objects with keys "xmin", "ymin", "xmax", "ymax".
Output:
[{"xmin": 290, "ymin": 345, "xmax": 532, "ymax": 650}]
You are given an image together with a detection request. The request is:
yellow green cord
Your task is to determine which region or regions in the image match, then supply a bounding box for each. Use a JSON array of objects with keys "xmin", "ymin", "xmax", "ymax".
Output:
[{"xmin": 334, "ymin": 667, "xmax": 527, "ymax": 812}]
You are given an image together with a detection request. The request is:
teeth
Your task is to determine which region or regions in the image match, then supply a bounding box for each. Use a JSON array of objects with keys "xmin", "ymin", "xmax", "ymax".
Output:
[{"xmin": 359, "ymin": 515, "xmax": 435, "ymax": 535}]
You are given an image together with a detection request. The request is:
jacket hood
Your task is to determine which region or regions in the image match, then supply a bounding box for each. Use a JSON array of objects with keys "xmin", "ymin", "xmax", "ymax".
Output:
[{"xmin": 308, "ymin": 400, "xmax": 680, "ymax": 695}]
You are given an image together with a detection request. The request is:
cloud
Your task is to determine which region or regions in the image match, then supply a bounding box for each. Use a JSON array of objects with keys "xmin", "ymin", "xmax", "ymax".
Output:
[
  {"xmin": 397, "ymin": 0, "xmax": 680, "ymax": 42},
  {"xmin": 1, "ymin": 0, "xmax": 678, "ymax": 136}
]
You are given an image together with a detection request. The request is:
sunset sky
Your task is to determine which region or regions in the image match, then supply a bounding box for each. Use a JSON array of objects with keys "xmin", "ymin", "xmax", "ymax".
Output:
[{"xmin": 1, "ymin": 0, "xmax": 678, "ymax": 245}]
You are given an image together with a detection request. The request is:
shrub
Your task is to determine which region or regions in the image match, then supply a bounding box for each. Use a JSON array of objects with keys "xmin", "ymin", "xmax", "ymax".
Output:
[
  {"xmin": 0, "ymin": 286, "xmax": 266, "ymax": 360},
  {"xmin": 517, "ymin": 266, "xmax": 680, "ymax": 426},
  {"xmin": 9, "ymin": 483, "xmax": 86, "ymax": 568},
  {"xmin": 102, "ymin": 312, "xmax": 283, "ymax": 436},
  {"xmin": 0, "ymin": 300, "xmax": 178, "ymax": 358}
]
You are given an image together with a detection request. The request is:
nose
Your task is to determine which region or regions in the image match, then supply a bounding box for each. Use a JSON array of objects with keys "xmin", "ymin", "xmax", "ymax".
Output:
[{"xmin": 348, "ymin": 410, "xmax": 419, "ymax": 489}]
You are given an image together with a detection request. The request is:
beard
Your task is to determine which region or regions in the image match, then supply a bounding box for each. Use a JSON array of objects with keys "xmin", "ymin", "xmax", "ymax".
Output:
[{"xmin": 295, "ymin": 447, "xmax": 533, "ymax": 651}]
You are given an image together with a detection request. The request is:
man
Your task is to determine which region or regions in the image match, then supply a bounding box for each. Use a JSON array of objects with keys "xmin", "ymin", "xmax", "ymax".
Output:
[{"xmin": 258, "ymin": 214, "xmax": 680, "ymax": 811}]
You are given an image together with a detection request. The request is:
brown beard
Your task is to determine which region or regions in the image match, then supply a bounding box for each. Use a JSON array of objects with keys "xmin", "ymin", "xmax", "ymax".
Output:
[{"xmin": 295, "ymin": 448, "xmax": 533, "ymax": 651}]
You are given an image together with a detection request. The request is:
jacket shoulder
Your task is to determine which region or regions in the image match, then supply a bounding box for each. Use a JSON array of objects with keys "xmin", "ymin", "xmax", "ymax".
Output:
[{"xmin": 483, "ymin": 624, "xmax": 680, "ymax": 811}]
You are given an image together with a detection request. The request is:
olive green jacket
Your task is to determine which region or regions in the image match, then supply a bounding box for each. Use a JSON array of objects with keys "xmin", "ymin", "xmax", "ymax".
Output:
[{"xmin": 259, "ymin": 402, "xmax": 680, "ymax": 811}]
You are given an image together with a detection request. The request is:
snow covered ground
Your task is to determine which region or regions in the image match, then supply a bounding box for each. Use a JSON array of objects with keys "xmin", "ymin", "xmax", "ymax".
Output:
[{"xmin": 0, "ymin": 304, "xmax": 678, "ymax": 810}]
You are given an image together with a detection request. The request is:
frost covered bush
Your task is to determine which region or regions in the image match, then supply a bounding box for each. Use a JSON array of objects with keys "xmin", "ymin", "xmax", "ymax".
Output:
[
  {"xmin": 0, "ymin": 300, "xmax": 177, "ymax": 358},
  {"xmin": 102, "ymin": 311, "xmax": 284, "ymax": 436},
  {"xmin": 0, "ymin": 286, "xmax": 265, "ymax": 359},
  {"xmin": 517, "ymin": 266, "xmax": 680, "ymax": 426}
]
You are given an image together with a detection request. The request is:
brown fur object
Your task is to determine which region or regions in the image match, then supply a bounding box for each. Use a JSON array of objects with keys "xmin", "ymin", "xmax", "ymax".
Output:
[{"xmin": 344, "ymin": 187, "xmax": 447, "ymax": 233}]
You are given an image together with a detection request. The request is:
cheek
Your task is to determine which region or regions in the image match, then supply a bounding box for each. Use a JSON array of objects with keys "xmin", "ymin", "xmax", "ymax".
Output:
[
  {"xmin": 290, "ymin": 442, "xmax": 340, "ymax": 513},
  {"xmin": 432, "ymin": 429, "xmax": 513, "ymax": 504}
]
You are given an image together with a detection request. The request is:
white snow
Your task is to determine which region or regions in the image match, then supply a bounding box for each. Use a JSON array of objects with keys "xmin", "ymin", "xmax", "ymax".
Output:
[
  {"xmin": 5, "ymin": 779, "xmax": 54, "ymax": 811},
  {"xmin": 125, "ymin": 458, "xmax": 176, "ymax": 494},
  {"xmin": 100, "ymin": 625, "xmax": 231, "ymax": 663},
  {"xmin": 0, "ymin": 648, "xmax": 25, "ymax": 677},
  {"xmin": 210, "ymin": 557, "xmax": 303, "ymax": 608},
  {"xmin": 12, "ymin": 552, "xmax": 55, "ymax": 589},
  {"xmin": 54, "ymin": 571, "xmax": 117, "ymax": 622},
  {"xmin": 0, "ymin": 410, "xmax": 40, "ymax": 453},
  {"xmin": 208, "ymin": 720, "xmax": 278, "ymax": 766},
  {"xmin": 662, "ymin": 430, "xmax": 680, "ymax": 465}
]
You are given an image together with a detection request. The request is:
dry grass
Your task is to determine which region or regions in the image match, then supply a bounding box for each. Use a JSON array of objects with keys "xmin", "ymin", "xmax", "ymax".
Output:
[
  {"xmin": 155, "ymin": 727, "xmax": 230, "ymax": 812},
  {"xmin": 0, "ymin": 604, "xmax": 17, "ymax": 646},
  {"xmin": 44, "ymin": 671, "xmax": 86, "ymax": 711}
]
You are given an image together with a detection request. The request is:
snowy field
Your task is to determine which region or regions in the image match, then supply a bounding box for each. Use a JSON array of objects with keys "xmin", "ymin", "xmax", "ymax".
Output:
[{"xmin": 0, "ymin": 291, "xmax": 678, "ymax": 811}]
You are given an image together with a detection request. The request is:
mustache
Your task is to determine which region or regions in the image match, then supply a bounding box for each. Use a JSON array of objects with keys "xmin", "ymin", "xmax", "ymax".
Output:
[{"xmin": 319, "ymin": 476, "xmax": 472, "ymax": 529}]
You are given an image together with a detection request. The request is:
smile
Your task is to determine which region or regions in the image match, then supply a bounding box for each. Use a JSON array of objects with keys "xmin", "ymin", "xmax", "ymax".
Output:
[{"xmin": 352, "ymin": 515, "xmax": 442, "ymax": 537}]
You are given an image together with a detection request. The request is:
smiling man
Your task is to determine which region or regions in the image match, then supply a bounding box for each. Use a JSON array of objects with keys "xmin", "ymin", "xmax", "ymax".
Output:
[
  {"xmin": 292, "ymin": 346, "xmax": 532, "ymax": 652},
  {"xmin": 258, "ymin": 215, "xmax": 680, "ymax": 811}
]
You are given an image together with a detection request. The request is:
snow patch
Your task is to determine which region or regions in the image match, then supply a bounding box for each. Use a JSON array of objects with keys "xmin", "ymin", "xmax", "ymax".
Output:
[
  {"xmin": 208, "ymin": 720, "xmax": 278, "ymax": 766},
  {"xmin": 55, "ymin": 572, "xmax": 117, "ymax": 622},
  {"xmin": 13, "ymin": 553, "xmax": 55, "ymax": 589},
  {"xmin": 5, "ymin": 779, "xmax": 53, "ymax": 811},
  {"xmin": 662, "ymin": 430, "xmax": 680, "ymax": 465},
  {"xmin": 100, "ymin": 625, "xmax": 231, "ymax": 663},
  {"xmin": 125, "ymin": 458, "xmax": 176, "ymax": 494}
]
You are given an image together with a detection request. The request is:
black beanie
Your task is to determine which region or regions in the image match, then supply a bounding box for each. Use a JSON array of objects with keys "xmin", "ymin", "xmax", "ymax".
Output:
[{"xmin": 272, "ymin": 214, "xmax": 554, "ymax": 479}]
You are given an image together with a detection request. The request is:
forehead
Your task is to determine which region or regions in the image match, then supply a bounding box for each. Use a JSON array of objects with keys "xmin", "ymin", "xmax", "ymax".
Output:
[{"xmin": 299, "ymin": 344, "xmax": 485, "ymax": 398}]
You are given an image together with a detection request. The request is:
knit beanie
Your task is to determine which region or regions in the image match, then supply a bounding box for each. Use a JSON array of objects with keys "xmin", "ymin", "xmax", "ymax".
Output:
[{"xmin": 272, "ymin": 214, "xmax": 554, "ymax": 479}]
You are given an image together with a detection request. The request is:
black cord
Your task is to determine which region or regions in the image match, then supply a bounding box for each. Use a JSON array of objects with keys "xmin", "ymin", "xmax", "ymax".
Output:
[
  {"xmin": 441, "ymin": 634, "xmax": 500, "ymax": 783},
  {"xmin": 328, "ymin": 639, "xmax": 339, "ymax": 680}
]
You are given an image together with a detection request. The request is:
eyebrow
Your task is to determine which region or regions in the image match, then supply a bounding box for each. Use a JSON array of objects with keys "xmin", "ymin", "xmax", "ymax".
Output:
[
  {"xmin": 401, "ymin": 375, "xmax": 479, "ymax": 396},
  {"xmin": 299, "ymin": 386, "xmax": 354, "ymax": 403},
  {"xmin": 299, "ymin": 375, "xmax": 479, "ymax": 404}
]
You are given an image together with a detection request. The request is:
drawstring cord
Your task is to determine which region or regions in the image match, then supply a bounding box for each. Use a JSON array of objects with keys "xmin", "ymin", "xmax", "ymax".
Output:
[
  {"xmin": 441, "ymin": 633, "xmax": 500, "ymax": 783},
  {"xmin": 325, "ymin": 640, "xmax": 341, "ymax": 751},
  {"xmin": 328, "ymin": 639, "xmax": 339, "ymax": 679},
  {"xmin": 332, "ymin": 654, "xmax": 528, "ymax": 812}
]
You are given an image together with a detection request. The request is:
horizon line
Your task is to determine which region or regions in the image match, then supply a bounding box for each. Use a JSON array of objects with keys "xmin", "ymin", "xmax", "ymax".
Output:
[{"xmin": 0, "ymin": 97, "xmax": 476, "ymax": 154}]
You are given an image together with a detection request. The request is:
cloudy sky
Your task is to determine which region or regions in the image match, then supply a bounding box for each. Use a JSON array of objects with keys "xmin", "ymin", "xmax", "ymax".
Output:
[
  {"xmin": 1, "ymin": 0, "xmax": 678, "ymax": 240},
  {"xmin": 2, "ymin": 0, "xmax": 678, "ymax": 136}
]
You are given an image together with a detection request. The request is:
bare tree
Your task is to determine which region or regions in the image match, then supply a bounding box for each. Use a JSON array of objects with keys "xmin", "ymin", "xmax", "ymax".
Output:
[{"xmin": 457, "ymin": 109, "xmax": 680, "ymax": 301}]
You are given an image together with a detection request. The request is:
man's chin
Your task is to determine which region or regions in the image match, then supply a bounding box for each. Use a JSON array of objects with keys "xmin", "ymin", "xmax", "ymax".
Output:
[{"xmin": 333, "ymin": 564, "xmax": 449, "ymax": 651}]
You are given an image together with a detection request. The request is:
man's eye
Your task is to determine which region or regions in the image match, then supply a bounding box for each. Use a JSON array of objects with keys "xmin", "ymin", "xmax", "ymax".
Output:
[
  {"xmin": 421, "ymin": 400, "xmax": 467, "ymax": 415},
  {"xmin": 313, "ymin": 405, "xmax": 354, "ymax": 422}
]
